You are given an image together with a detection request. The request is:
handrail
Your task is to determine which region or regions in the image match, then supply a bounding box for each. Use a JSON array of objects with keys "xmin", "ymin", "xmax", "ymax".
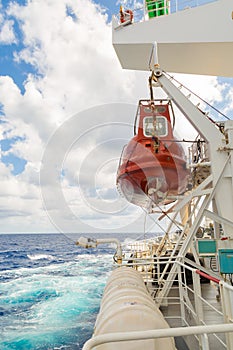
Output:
[
  {"xmin": 196, "ymin": 269, "xmax": 220, "ymax": 284},
  {"xmin": 81, "ymin": 240, "xmax": 233, "ymax": 350},
  {"xmin": 83, "ymin": 323, "xmax": 233, "ymax": 350},
  {"xmin": 113, "ymin": 0, "xmax": 218, "ymax": 28},
  {"xmin": 170, "ymin": 0, "xmax": 218, "ymax": 14}
]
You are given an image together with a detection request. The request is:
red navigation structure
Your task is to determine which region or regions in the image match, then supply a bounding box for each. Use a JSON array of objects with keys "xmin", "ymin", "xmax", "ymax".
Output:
[{"xmin": 116, "ymin": 99, "xmax": 190, "ymax": 210}]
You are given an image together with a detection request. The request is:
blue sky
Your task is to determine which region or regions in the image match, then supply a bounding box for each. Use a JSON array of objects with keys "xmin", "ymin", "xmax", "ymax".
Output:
[
  {"xmin": 0, "ymin": 0, "xmax": 232, "ymax": 234},
  {"xmin": 0, "ymin": 0, "xmax": 117, "ymax": 175},
  {"xmin": 0, "ymin": 0, "xmax": 118, "ymax": 96}
]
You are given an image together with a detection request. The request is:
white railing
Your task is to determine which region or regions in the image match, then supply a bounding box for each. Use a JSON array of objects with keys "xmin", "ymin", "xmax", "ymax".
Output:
[
  {"xmin": 81, "ymin": 238, "xmax": 233, "ymax": 350},
  {"xmin": 170, "ymin": 0, "xmax": 218, "ymax": 13},
  {"xmin": 173, "ymin": 261, "xmax": 226, "ymax": 349},
  {"xmin": 115, "ymin": 254, "xmax": 233, "ymax": 349},
  {"xmin": 83, "ymin": 324, "xmax": 233, "ymax": 350},
  {"xmin": 113, "ymin": 0, "xmax": 218, "ymax": 27}
]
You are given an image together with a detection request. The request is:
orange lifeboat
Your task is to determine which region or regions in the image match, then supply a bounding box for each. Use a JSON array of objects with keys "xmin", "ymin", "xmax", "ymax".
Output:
[{"xmin": 116, "ymin": 100, "xmax": 190, "ymax": 209}]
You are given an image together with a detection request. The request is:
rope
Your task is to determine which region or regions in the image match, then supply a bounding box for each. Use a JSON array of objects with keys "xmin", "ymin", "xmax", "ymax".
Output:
[
  {"xmin": 164, "ymin": 71, "xmax": 230, "ymax": 121},
  {"xmin": 151, "ymin": 138, "xmax": 205, "ymax": 143}
]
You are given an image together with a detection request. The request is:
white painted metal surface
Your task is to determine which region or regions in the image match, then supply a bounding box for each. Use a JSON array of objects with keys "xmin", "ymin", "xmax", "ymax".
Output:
[
  {"xmin": 93, "ymin": 266, "xmax": 176, "ymax": 350},
  {"xmin": 82, "ymin": 248, "xmax": 233, "ymax": 350},
  {"xmin": 152, "ymin": 70, "xmax": 233, "ymax": 241},
  {"xmin": 112, "ymin": 0, "xmax": 233, "ymax": 76}
]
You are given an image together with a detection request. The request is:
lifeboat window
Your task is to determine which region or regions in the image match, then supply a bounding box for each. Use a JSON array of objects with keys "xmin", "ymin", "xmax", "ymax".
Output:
[
  {"xmin": 143, "ymin": 116, "xmax": 168, "ymax": 137},
  {"xmin": 144, "ymin": 106, "xmax": 166, "ymax": 114}
]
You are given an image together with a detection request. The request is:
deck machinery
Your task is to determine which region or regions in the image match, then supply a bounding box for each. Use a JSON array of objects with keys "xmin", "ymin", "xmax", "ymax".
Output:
[{"xmin": 80, "ymin": 1, "xmax": 233, "ymax": 349}]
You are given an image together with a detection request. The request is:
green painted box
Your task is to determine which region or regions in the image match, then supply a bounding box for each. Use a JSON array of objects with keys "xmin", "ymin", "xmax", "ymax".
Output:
[
  {"xmin": 197, "ymin": 239, "xmax": 216, "ymax": 255},
  {"xmin": 219, "ymin": 249, "xmax": 233, "ymax": 274}
]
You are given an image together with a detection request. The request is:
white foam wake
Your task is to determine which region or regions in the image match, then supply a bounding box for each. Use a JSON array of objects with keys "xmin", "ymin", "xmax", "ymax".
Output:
[{"xmin": 27, "ymin": 254, "xmax": 55, "ymax": 261}]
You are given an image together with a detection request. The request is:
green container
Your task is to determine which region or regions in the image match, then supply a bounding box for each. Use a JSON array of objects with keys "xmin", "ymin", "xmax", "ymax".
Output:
[
  {"xmin": 146, "ymin": 0, "xmax": 157, "ymax": 18},
  {"xmin": 197, "ymin": 239, "xmax": 216, "ymax": 255},
  {"xmin": 156, "ymin": 1, "xmax": 168, "ymax": 16}
]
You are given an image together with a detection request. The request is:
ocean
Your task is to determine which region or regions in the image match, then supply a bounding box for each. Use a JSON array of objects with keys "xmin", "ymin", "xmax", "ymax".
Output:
[{"xmin": 0, "ymin": 233, "xmax": 142, "ymax": 350}]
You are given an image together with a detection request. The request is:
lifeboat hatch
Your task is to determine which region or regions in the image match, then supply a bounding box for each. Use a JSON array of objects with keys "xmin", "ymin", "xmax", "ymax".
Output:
[
  {"xmin": 134, "ymin": 99, "xmax": 175, "ymax": 139},
  {"xmin": 117, "ymin": 99, "xmax": 190, "ymax": 209}
]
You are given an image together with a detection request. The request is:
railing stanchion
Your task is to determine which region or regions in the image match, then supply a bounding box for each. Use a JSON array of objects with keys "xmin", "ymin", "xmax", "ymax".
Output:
[
  {"xmin": 178, "ymin": 263, "xmax": 186, "ymax": 326},
  {"xmin": 193, "ymin": 270, "xmax": 208, "ymax": 349},
  {"xmin": 220, "ymin": 281, "xmax": 233, "ymax": 350}
]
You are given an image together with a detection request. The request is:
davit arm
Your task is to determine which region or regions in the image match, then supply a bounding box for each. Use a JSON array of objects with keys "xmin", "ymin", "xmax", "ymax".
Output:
[{"xmin": 152, "ymin": 66, "xmax": 233, "ymax": 243}]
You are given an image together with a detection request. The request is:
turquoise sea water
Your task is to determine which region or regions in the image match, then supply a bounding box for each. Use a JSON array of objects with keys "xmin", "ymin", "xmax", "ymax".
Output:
[{"xmin": 0, "ymin": 233, "xmax": 119, "ymax": 350}]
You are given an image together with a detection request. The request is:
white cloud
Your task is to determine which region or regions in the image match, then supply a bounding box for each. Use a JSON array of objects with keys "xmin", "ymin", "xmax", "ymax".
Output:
[
  {"xmin": 173, "ymin": 73, "xmax": 225, "ymax": 105},
  {"xmin": 0, "ymin": 17, "xmax": 16, "ymax": 44},
  {"xmin": 0, "ymin": 0, "xmax": 232, "ymax": 234}
]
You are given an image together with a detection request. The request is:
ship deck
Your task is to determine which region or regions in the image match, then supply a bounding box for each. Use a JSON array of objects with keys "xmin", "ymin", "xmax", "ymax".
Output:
[
  {"xmin": 161, "ymin": 282, "xmax": 225, "ymax": 349},
  {"xmin": 123, "ymin": 244, "xmax": 232, "ymax": 350},
  {"xmin": 81, "ymin": 237, "xmax": 233, "ymax": 350}
]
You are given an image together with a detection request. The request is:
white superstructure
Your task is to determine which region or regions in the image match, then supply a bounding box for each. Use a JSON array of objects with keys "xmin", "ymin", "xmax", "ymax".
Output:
[{"xmin": 112, "ymin": 0, "xmax": 233, "ymax": 76}]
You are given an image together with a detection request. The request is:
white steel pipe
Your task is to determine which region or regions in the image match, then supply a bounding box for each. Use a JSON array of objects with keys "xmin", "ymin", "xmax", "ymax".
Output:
[
  {"xmin": 76, "ymin": 237, "xmax": 122, "ymax": 263},
  {"xmin": 83, "ymin": 323, "xmax": 233, "ymax": 350},
  {"xmin": 188, "ymin": 161, "xmax": 211, "ymax": 168},
  {"xmin": 97, "ymin": 238, "xmax": 122, "ymax": 263}
]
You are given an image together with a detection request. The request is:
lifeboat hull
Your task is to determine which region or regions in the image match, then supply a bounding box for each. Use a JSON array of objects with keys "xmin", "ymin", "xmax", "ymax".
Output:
[
  {"xmin": 117, "ymin": 141, "xmax": 189, "ymax": 209},
  {"xmin": 116, "ymin": 101, "xmax": 190, "ymax": 209}
]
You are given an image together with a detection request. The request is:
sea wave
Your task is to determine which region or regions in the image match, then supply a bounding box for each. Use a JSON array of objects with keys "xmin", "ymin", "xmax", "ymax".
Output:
[
  {"xmin": 27, "ymin": 254, "xmax": 55, "ymax": 261},
  {"xmin": 0, "ymin": 232, "xmax": 142, "ymax": 349}
]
